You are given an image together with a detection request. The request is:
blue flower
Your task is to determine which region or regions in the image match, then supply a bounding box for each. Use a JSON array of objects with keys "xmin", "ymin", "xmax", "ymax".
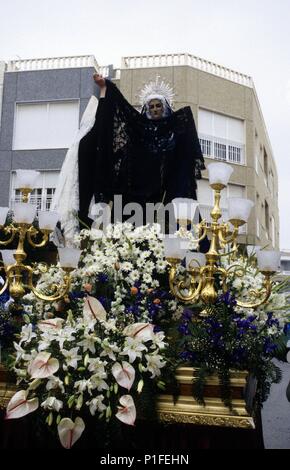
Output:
[
  {"xmin": 180, "ymin": 351, "xmax": 195, "ymax": 361},
  {"xmin": 98, "ymin": 273, "xmax": 109, "ymax": 283},
  {"xmin": 218, "ymin": 291, "xmax": 237, "ymax": 307}
]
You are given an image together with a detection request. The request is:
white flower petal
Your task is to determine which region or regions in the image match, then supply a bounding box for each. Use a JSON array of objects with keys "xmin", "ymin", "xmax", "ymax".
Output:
[
  {"xmin": 29, "ymin": 352, "xmax": 59, "ymax": 379},
  {"xmin": 83, "ymin": 296, "xmax": 107, "ymax": 322},
  {"xmin": 6, "ymin": 390, "xmax": 39, "ymax": 419},
  {"xmin": 58, "ymin": 417, "xmax": 85, "ymax": 449},
  {"xmin": 115, "ymin": 395, "xmax": 136, "ymax": 426},
  {"xmin": 112, "ymin": 362, "xmax": 135, "ymax": 391},
  {"xmin": 123, "ymin": 323, "xmax": 155, "ymax": 342}
]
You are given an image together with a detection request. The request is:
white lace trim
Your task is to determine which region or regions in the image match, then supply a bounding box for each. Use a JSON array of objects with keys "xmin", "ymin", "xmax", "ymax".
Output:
[{"xmin": 51, "ymin": 96, "xmax": 99, "ymax": 245}]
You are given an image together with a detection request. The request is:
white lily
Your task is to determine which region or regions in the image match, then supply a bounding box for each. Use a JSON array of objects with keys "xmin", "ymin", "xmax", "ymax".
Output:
[
  {"xmin": 120, "ymin": 337, "xmax": 147, "ymax": 363},
  {"xmin": 145, "ymin": 353, "xmax": 166, "ymax": 378},
  {"xmin": 57, "ymin": 417, "xmax": 85, "ymax": 449},
  {"xmin": 41, "ymin": 396, "xmax": 63, "ymax": 412},
  {"xmin": 19, "ymin": 324, "xmax": 36, "ymax": 345},
  {"xmin": 6, "ymin": 390, "xmax": 39, "ymax": 419},
  {"xmin": 86, "ymin": 395, "xmax": 106, "ymax": 416},
  {"xmin": 61, "ymin": 347, "xmax": 82, "ymax": 369}
]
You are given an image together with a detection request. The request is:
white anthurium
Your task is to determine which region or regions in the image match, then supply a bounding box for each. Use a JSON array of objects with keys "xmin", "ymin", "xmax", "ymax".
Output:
[
  {"xmin": 83, "ymin": 296, "xmax": 107, "ymax": 322},
  {"xmin": 115, "ymin": 395, "xmax": 136, "ymax": 426},
  {"xmin": 123, "ymin": 323, "xmax": 155, "ymax": 342},
  {"xmin": 5, "ymin": 390, "xmax": 39, "ymax": 420},
  {"xmin": 57, "ymin": 417, "xmax": 85, "ymax": 449},
  {"xmin": 112, "ymin": 362, "xmax": 135, "ymax": 391},
  {"xmin": 29, "ymin": 352, "xmax": 59, "ymax": 379},
  {"xmin": 37, "ymin": 318, "xmax": 64, "ymax": 332}
]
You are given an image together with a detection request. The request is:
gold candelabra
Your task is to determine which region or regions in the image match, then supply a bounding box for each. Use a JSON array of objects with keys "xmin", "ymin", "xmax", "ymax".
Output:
[
  {"xmin": 0, "ymin": 175, "xmax": 81, "ymax": 303},
  {"xmin": 167, "ymin": 163, "xmax": 279, "ymax": 314}
]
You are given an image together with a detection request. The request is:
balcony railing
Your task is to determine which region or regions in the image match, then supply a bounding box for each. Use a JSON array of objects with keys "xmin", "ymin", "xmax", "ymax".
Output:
[
  {"xmin": 121, "ymin": 53, "xmax": 253, "ymax": 88},
  {"xmin": 199, "ymin": 134, "xmax": 245, "ymax": 165},
  {"xmin": 7, "ymin": 55, "xmax": 99, "ymax": 72}
]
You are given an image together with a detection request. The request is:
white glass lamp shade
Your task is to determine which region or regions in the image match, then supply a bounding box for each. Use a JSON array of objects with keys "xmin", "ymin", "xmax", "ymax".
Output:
[
  {"xmin": 38, "ymin": 211, "xmax": 60, "ymax": 231},
  {"xmin": 15, "ymin": 170, "xmax": 40, "ymax": 190},
  {"xmin": 246, "ymin": 245, "xmax": 261, "ymax": 257},
  {"xmin": 164, "ymin": 236, "xmax": 185, "ymax": 260},
  {"xmin": 13, "ymin": 203, "xmax": 37, "ymax": 224},
  {"xmin": 1, "ymin": 250, "xmax": 16, "ymax": 266},
  {"xmin": 228, "ymin": 198, "xmax": 254, "ymax": 224},
  {"xmin": 186, "ymin": 252, "xmax": 206, "ymax": 269},
  {"xmin": 257, "ymin": 250, "xmax": 280, "ymax": 272},
  {"xmin": 0, "ymin": 207, "xmax": 9, "ymax": 226},
  {"xmin": 172, "ymin": 198, "xmax": 199, "ymax": 223},
  {"xmin": 207, "ymin": 162, "xmax": 233, "ymax": 188},
  {"xmin": 58, "ymin": 247, "xmax": 82, "ymax": 269}
]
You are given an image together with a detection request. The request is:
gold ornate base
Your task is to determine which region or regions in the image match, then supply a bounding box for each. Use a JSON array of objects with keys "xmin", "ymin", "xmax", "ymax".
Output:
[
  {"xmin": 157, "ymin": 367, "xmax": 255, "ymax": 429},
  {"xmin": 0, "ymin": 365, "xmax": 16, "ymax": 409}
]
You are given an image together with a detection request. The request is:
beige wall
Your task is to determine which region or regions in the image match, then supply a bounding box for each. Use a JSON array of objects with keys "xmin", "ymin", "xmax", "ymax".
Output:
[{"xmin": 115, "ymin": 64, "xmax": 279, "ymax": 248}]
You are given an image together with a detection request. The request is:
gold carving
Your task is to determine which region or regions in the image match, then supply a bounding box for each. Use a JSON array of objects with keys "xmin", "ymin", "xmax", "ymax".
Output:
[{"xmin": 158, "ymin": 411, "xmax": 254, "ymax": 429}]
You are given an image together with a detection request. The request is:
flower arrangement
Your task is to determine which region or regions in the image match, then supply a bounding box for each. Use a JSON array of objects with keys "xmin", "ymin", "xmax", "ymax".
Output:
[
  {"xmin": 4, "ymin": 224, "xmax": 290, "ymax": 448},
  {"xmin": 176, "ymin": 255, "xmax": 290, "ymax": 406}
]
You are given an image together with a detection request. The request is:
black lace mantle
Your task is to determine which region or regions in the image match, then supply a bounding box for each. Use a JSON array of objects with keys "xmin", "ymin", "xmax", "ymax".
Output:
[{"xmin": 78, "ymin": 79, "xmax": 206, "ymax": 221}]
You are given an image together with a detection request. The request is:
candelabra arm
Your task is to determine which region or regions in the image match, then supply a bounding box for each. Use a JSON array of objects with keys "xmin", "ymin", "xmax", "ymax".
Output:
[
  {"xmin": 27, "ymin": 226, "xmax": 51, "ymax": 248},
  {"xmin": 26, "ymin": 267, "xmax": 72, "ymax": 302},
  {"xmin": 194, "ymin": 222, "xmax": 209, "ymax": 243},
  {"xmin": 219, "ymin": 264, "xmax": 274, "ymax": 309},
  {"xmin": 0, "ymin": 225, "xmax": 17, "ymax": 246},
  {"xmin": 218, "ymin": 224, "xmax": 239, "ymax": 246},
  {"xmin": 168, "ymin": 261, "xmax": 203, "ymax": 303},
  {"xmin": 236, "ymin": 272, "xmax": 273, "ymax": 309},
  {"xmin": 27, "ymin": 227, "xmax": 50, "ymax": 248}
]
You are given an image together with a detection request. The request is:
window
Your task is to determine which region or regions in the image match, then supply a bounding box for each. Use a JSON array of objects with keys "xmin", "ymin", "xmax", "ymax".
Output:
[
  {"xmin": 265, "ymin": 200, "xmax": 269, "ymax": 235},
  {"xmin": 271, "ymin": 216, "xmax": 275, "ymax": 247},
  {"xmin": 263, "ymin": 149, "xmax": 268, "ymax": 185},
  {"xmin": 10, "ymin": 171, "xmax": 59, "ymax": 211},
  {"xmin": 200, "ymin": 138, "xmax": 212, "ymax": 156},
  {"xmin": 254, "ymin": 131, "xmax": 259, "ymax": 173},
  {"xmin": 13, "ymin": 100, "xmax": 79, "ymax": 150},
  {"xmin": 257, "ymin": 220, "xmax": 260, "ymax": 238},
  {"xmin": 198, "ymin": 109, "xmax": 245, "ymax": 164}
]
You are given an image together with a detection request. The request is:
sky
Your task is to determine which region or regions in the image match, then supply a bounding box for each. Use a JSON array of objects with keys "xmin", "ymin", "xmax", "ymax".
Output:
[{"xmin": 0, "ymin": 0, "xmax": 289, "ymax": 248}]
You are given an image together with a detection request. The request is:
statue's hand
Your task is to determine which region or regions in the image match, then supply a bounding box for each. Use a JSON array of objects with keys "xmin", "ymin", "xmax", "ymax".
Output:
[{"xmin": 93, "ymin": 73, "xmax": 106, "ymax": 87}]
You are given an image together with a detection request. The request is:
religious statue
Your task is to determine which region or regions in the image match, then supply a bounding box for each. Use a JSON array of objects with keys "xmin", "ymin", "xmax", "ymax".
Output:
[{"xmin": 52, "ymin": 74, "xmax": 206, "ymax": 241}]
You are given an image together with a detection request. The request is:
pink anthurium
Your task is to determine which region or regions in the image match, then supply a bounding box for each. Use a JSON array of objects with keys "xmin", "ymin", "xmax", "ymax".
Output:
[
  {"xmin": 29, "ymin": 352, "xmax": 59, "ymax": 379},
  {"xmin": 37, "ymin": 318, "xmax": 64, "ymax": 332},
  {"xmin": 123, "ymin": 323, "xmax": 155, "ymax": 342},
  {"xmin": 57, "ymin": 417, "xmax": 85, "ymax": 449},
  {"xmin": 83, "ymin": 296, "xmax": 107, "ymax": 322},
  {"xmin": 5, "ymin": 390, "xmax": 39, "ymax": 420},
  {"xmin": 115, "ymin": 395, "xmax": 136, "ymax": 426},
  {"xmin": 112, "ymin": 362, "xmax": 135, "ymax": 391}
]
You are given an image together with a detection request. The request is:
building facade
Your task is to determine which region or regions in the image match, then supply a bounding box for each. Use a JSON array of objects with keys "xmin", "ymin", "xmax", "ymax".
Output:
[{"xmin": 0, "ymin": 53, "xmax": 279, "ymax": 248}]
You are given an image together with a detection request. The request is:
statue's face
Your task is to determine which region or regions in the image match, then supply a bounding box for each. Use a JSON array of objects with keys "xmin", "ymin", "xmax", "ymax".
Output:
[{"xmin": 148, "ymin": 99, "xmax": 164, "ymax": 120}]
